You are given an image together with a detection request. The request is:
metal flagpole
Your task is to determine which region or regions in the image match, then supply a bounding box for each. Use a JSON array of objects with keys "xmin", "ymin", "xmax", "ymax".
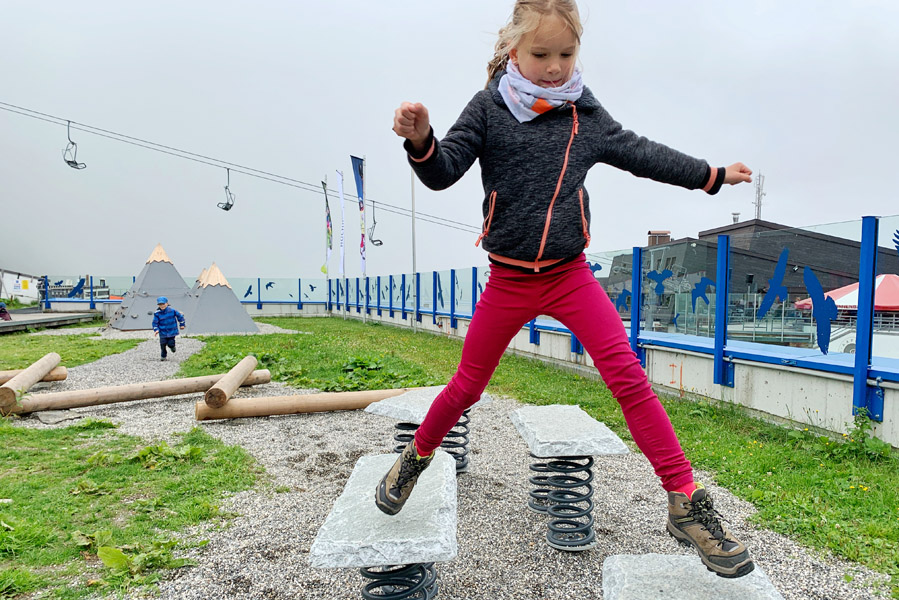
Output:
[
  {"xmin": 338, "ymin": 169, "xmax": 347, "ymax": 320},
  {"xmin": 362, "ymin": 155, "xmax": 367, "ymax": 324},
  {"xmin": 411, "ymin": 167, "xmax": 417, "ymax": 334},
  {"xmin": 322, "ymin": 175, "xmax": 329, "ymax": 312}
]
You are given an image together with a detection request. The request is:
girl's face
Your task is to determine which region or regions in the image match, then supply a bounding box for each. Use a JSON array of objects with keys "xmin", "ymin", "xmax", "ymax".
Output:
[{"xmin": 510, "ymin": 14, "xmax": 578, "ymax": 88}]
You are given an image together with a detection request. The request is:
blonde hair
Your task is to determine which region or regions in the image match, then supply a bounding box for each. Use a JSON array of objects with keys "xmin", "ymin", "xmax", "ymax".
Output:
[{"xmin": 486, "ymin": 0, "xmax": 583, "ymax": 87}]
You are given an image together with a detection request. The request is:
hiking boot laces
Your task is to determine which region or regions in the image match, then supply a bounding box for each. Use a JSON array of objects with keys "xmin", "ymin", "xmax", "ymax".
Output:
[
  {"xmin": 687, "ymin": 496, "xmax": 735, "ymax": 547},
  {"xmin": 392, "ymin": 454, "xmax": 430, "ymax": 496}
]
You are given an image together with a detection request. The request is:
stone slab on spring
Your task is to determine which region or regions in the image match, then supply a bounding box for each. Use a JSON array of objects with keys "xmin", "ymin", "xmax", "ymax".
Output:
[
  {"xmin": 603, "ymin": 554, "xmax": 784, "ymax": 600},
  {"xmin": 309, "ymin": 451, "xmax": 457, "ymax": 568},
  {"xmin": 510, "ymin": 404, "xmax": 629, "ymax": 457},
  {"xmin": 365, "ymin": 385, "xmax": 491, "ymax": 424}
]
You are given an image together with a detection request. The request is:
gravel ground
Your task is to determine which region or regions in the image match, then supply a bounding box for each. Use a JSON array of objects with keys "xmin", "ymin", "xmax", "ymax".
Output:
[{"xmin": 12, "ymin": 328, "xmax": 892, "ymax": 599}]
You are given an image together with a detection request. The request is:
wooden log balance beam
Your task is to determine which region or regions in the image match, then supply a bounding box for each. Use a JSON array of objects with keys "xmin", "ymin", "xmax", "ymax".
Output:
[
  {"xmin": 4, "ymin": 370, "xmax": 271, "ymax": 415},
  {"xmin": 0, "ymin": 366, "xmax": 68, "ymax": 385},
  {"xmin": 195, "ymin": 387, "xmax": 418, "ymax": 421},
  {"xmin": 0, "ymin": 353, "xmax": 62, "ymax": 414},
  {"xmin": 204, "ymin": 356, "xmax": 258, "ymax": 408}
]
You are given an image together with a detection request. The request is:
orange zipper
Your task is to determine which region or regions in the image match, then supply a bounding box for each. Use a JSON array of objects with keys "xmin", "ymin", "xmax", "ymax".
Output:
[
  {"xmin": 578, "ymin": 188, "xmax": 590, "ymax": 248},
  {"xmin": 534, "ymin": 104, "xmax": 579, "ymax": 271},
  {"xmin": 475, "ymin": 190, "xmax": 498, "ymax": 247}
]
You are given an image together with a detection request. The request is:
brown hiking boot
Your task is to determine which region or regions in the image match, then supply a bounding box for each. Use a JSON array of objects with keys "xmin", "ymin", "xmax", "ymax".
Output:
[
  {"xmin": 375, "ymin": 440, "xmax": 434, "ymax": 515},
  {"xmin": 667, "ymin": 484, "xmax": 755, "ymax": 578}
]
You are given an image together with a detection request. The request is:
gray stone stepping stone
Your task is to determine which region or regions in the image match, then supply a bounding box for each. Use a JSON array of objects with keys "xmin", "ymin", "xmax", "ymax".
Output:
[
  {"xmin": 35, "ymin": 410, "xmax": 83, "ymax": 425},
  {"xmin": 365, "ymin": 385, "xmax": 491, "ymax": 424},
  {"xmin": 309, "ymin": 451, "xmax": 457, "ymax": 568},
  {"xmin": 510, "ymin": 404, "xmax": 629, "ymax": 457},
  {"xmin": 603, "ymin": 554, "xmax": 784, "ymax": 599}
]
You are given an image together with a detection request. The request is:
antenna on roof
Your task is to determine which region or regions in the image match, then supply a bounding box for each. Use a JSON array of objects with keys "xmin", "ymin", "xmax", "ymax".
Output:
[{"xmin": 754, "ymin": 172, "xmax": 765, "ymax": 220}]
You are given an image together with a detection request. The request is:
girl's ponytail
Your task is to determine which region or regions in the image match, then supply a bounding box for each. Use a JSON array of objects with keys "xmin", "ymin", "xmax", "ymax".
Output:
[{"xmin": 485, "ymin": 29, "xmax": 511, "ymax": 87}]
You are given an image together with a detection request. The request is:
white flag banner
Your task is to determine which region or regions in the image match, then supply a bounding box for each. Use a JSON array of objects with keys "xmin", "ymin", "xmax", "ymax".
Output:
[{"xmin": 337, "ymin": 170, "xmax": 346, "ymax": 277}]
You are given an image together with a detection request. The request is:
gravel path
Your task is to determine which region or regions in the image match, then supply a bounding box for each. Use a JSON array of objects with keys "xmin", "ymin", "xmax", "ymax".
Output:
[{"xmin": 13, "ymin": 328, "xmax": 891, "ymax": 599}]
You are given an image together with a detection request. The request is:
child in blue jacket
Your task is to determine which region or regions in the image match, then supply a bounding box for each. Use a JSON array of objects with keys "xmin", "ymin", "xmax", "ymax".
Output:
[{"xmin": 152, "ymin": 296, "xmax": 185, "ymax": 361}]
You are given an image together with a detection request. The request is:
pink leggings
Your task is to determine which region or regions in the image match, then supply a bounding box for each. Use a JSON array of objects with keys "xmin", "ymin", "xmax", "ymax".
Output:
[{"xmin": 414, "ymin": 255, "xmax": 694, "ymax": 492}]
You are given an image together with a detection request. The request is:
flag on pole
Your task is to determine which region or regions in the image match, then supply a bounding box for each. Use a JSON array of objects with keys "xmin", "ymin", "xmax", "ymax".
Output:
[
  {"xmin": 351, "ymin": 155, "xmax": 366, "ymax": 275},
  {"xmin": 321, "ymin": 180, "xmax": 332, "ymax": 275},
  {"xmin": 336, "ymin": 170, "xmax": 346, "ymax": 277}
]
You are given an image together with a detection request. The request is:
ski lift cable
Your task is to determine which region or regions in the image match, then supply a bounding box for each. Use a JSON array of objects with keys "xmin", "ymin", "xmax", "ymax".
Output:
[{"xmin": 0, "ymin": 101, "xmax": 481, "ymax": 233}]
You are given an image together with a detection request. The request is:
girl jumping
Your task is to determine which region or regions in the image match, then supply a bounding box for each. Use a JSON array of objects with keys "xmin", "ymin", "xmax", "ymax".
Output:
[{"xmin": 375, "ymin": 0, "xmax": 754, "ymax": 579}]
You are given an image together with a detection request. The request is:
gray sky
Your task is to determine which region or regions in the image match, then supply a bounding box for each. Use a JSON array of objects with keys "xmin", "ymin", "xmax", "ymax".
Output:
[{"xmin": 3, "ymin": 1, "xmax": 898, "ymax": 281}]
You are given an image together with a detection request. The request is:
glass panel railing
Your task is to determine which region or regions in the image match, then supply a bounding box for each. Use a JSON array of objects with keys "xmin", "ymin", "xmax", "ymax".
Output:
[
  {"xmin": 728, "ymin": 219, "xmax": 862, "ymax": 352},
  {"xmin": 590, "ymin": 248, "xmax": 635, "ymax": 326},
  {"xmin": 435, "ymin": 270, "xmax": 451, "ymax": 314},
  {"xmin": 230, "ymin": 278, "xmax": 258, "ymax": 303},
  {"xmin": 419, "ymin": 273, "xmax": 433, "ymax": 314},
  {"xmin": 254, "ymin": 278, "xmax": 300, "ymax": 302},
  {"xmin": 476, "ymin": 266, "xmax": 490, "ymax": 304},
  {"xmin": 639, "ymin": 240, "xmax": 718, "ymax": 337},
  {"xmin": 44, "ymin": 275, "xmax": 92, "ymax": 300},
  {"xmin": 97, "ymin": 276, "xmax": 136, "ymax": 297},
  {"xmin": 455, "ymin": 268, "xmax": 474, "ymax": 317},
  {"xmin": 873, "ymin": 214, "xmax": 899, "ymax": 358},
  {"xmin": 302, "ymin": 278, "xmax": 328, "ymax": 303}
]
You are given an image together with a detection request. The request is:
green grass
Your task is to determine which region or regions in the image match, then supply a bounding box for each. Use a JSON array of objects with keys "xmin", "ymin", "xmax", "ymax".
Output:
[
  {"xmin": 0, "ymin": 418, "xmax": 259, "ymax": 598},
  {"xmin": 1, "ymin": 298, "xmax": 38, "ymax": 310},
  {"xmin": 0, "ymin": 330, "xmax": 138, "ymax": 370},
  {"xmin": 192, "ymin": 316, "xmax": 894, "ymax": 596}
]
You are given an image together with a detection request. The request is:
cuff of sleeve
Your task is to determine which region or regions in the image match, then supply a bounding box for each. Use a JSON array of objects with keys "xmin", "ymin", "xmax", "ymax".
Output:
[
  {"xmin": 404, "ymin": 128, "xmax": 436, "ymax": 163},
  {"xmin": 703, "ymin": 166, "xmax": 726, "ymax": 195}
]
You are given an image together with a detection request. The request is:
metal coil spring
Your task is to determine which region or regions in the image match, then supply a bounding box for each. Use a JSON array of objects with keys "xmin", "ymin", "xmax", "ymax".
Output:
[
  {"xmin": 393, "ymin": 409, "xmax": 471, "ymax": 473},
  {"xmin": 360, "ymin": 563, "xmax": 438, "ymax": 599},
  {"xmin": 528, "ymin": 453, "xmax": 597, "ymax": 551}
]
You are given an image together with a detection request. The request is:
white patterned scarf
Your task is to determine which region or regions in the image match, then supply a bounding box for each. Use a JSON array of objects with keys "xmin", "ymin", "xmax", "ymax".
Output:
[{"xmin": 498, "ymin": 61, "xmax": 584, "ymax": 123}]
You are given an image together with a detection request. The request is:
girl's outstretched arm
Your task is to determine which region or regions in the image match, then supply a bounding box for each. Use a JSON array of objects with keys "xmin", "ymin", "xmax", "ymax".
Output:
[{"xmin": 393, "ymin": 102, "xmax": 431, "ymax": 151}]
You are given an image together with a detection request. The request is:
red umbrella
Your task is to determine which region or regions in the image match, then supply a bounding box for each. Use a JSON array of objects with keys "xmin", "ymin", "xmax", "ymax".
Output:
[{"xmin": 794, "ymin": 274, "xmax": 899, "ymax": 311}]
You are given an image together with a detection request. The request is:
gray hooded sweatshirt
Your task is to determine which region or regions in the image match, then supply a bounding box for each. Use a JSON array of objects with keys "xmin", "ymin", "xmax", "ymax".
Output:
[{"xmin": 406, "ymin": 71, "xmax": 723, "ymax": 271}]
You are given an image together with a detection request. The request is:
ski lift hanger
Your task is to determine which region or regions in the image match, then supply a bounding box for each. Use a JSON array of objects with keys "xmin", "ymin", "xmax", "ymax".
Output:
[
  {"xmin": 218, "ymin": 167, "xmax": 235, "ymax": 211},
  {"xmin": 62, "ymin": 120, "xmax": 86, "ymax": 169},
  {"xmin": 368, "ymin": 199, "xmax": 383, "ymax": 246}
]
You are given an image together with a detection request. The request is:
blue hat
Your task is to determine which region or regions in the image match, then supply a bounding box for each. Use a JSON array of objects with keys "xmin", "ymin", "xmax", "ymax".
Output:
[
  {"xmin": 0, "ymin": 302, "xmax": 6, "ymax": 309},
  {"xmin": 156, "ymin": 296, "xmax": 168, "ymax": 304}
]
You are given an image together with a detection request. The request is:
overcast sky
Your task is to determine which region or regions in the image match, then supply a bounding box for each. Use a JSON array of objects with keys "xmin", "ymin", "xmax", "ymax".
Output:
[{"xmin": 3, "ymin": 1, "xmax": 898, "ymax": 281}]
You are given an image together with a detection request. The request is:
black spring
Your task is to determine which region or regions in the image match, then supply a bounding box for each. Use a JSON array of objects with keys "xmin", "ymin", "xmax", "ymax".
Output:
[
  {"xmin": 528, "ymin": 454, "xmax": 597, "ymax": 551},
  {"xmin": 360, "ymin": 563, "xmax": 438, "ymax": 600},
  {"xmin": 392, "ymin": 410, "xmax": 471, "ymax": 473},
  {"xmin": 393, "ymin": 422, "xmax": 418, "ymax": 453},
  {"xmin": 527, "ymin": 456, "xmax": 553, "ymax": 513}
]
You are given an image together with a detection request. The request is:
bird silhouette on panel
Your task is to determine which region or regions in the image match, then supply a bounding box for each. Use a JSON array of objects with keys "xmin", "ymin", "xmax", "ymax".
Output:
[
  {"xmin": 757, "ymin": 248, "xmax": 790, "ymax": 319},
  {"xmin": 53, "ymin": 280, "xmax": 63, "ymax": 286},
  {"xmin": 67, "ymin": 278, "xmax": 86, "ymax": 298},
  {"xmin": 691, "ymin": 277, "xmax": 716, "ymax": 312},
  {"xmin": 265, "ymin": 281, "xmax": 275, "ymax": 290},
  {"xmin": 615, "ymin": 289, "xmax": 631, "ymax": 312},
  {"xmin": 309, "ymin": 284, "xmax": 317, "ymax": 292},
  {"xmin": 243, "ymin": 285, "xmax": 253, "ymax": 298},
  {"xmin": 803, "ymin": 267, "xmax": 839, "ymax": 355},
  {"xmin": 647, "ymin": 269, "xmax": 673, "ymax": 296}
]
